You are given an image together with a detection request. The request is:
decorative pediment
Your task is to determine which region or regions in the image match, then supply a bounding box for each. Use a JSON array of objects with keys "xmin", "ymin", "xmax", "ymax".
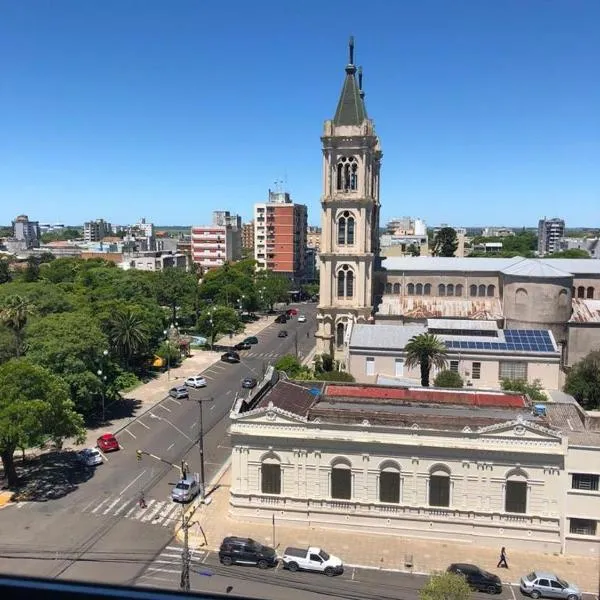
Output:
[
  {"xmin": 478, "ymin": 420, "xmax": 562, "ymax": 441},
  {"xmin": 234, "ymin": 403, "xmax": 307, "ymax": 425}
]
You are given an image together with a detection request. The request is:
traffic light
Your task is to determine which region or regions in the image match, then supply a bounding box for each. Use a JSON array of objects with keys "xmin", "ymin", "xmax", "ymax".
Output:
[{"xmin": 136, "ymin": 450, "xmax": 142, "ymax": 461}]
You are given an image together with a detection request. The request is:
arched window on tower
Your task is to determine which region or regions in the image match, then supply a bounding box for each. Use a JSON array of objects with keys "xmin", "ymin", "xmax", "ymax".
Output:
[
  {"xmin": 337, "ymin": 211, "xmax": 355, "ymax": 245},
  {"xmin": 336, "ymin": 323, "xmax": 345, "ymax": 348},
  {"xmin": 337, "ymin": 265, "xmax": 354, "ymax": 298},
  {"xmin": 337, "ymin": 216, "xmax": 346, "ymax": 245},
  {"xmin": 336, "ymin": 156, "xmax": 359, "ymax": 191},
  {"xmin": 346, "ymin": 214, "xmax": 355, "ymax": 244}
]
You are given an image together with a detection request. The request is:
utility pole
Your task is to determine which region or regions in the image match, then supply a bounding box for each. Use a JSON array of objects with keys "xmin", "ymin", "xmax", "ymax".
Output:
[
  {"xmin": 197, "ymin": 397, "xmax": 213, "ymax": 499},
  {"xmin": 294, "ymin": 331, "xmax": 298, "ymax": 358},
  {"xmin": 180, "ymin": 509, "xmax": 191, "ymax": 592}
]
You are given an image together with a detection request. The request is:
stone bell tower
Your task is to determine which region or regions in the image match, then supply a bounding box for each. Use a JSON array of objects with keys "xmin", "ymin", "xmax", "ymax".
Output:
[{"xmin": 315, "ymin": 37, "xmax": 383, "ymax": 360}]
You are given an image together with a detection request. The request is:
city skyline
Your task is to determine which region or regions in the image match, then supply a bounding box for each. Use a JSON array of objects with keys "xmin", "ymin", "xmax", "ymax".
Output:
[{"xmin": 1, "ymin": 1, "xmax": 598, "ymax": 226}]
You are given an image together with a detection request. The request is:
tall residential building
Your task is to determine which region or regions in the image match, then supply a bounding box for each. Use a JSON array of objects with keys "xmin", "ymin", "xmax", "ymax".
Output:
[
  {"xmin": 314, "ymin": 37, "xmax": 382, "ymax": 358},
  {"xmin": 134, "ymin": 217, "xmax": 154, "ymax": 238},
  {"xmin": 254, "ymin": 190, "xmax": 307, "ymax": 282},
  {"xmin": 84, "ymin": 219, "xmax": 112, "ymax": 243},
  {"xmin": 385, "ymin": 217, "xmax": 426, "ymax": 237},
  {"xmin": 307, "ymin": 226, "xmax": 322, "ymax": 250},
  {"xmin": 191, "ymin": 211, "xmax": 242, "ymax": 271},
  {"xmin": 12, "ymin": 214, "xmax": 41, "ymax": 248},
  {"xmin": 538, "ymin": 217, "xmax": 565, "ymax": 256},
  {"xmin": 241, "ymin": 221, "xmax": 254, "ymax": 252}
]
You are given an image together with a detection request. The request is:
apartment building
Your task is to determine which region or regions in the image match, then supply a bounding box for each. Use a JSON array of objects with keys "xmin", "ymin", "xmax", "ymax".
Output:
[
  {"xmin": 12, "ymin": 214, "xmax": 41, "ymax": 248},
  {"xmin": 83, "ymin": 219, "xmax": 112, "ymax": 243},
  {"xmin": 191, "ymin": 211, "xmax": 242, "ymax": 271},
  {"xmin": 254, "ymin": 190, "xmax": 307, "ymax": 282},
  {"xmin": 242, "ymin": 221, "xmax": 254, "ymax": 252},
  {"xmin": 307, "ymin": 226, "xmax": 322, "ymax": 251},
  {"xmin": 538, "ymin": 218, "xmax": 565, "ymax": 256}
]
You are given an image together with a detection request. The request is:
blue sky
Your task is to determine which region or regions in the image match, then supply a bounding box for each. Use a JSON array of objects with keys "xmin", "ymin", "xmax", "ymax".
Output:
[{"xmin": 1, "ymin": 1, "xmax": 598, "ymax": 228}]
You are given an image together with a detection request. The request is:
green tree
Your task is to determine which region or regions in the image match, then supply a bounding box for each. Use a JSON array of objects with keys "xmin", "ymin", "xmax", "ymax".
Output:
[
  {"xmin": 315, "ymin": 371, "xmax": 355, "ymax": 382},
  {"xmin": 0, "ymin": 259, "xmax": 11, "ymax": 284},
  {"xmin": 0, "ymin": 359, "xmax": 85, "ymax": 486},
  {"xmin": 108, "ymin": 308, "xmax": 150, "ymax": 369},
  {"xmin": 274, "ymin": 355, "xmax": 304, "ymax": 377},
  {"xmin": 434, "ymin": 369, "xmax": 464, "ymax": 388},
  {"xmin": 0, "ymin": 294, "xmax": 36, "ymax": 357},
  {"xmin": 196, "ymin": 305, "xmax": 241, "ymax": 347},
  {"xmin": 564, "ymin": 351, "xmax": 600, "ymax": 410},
  {"xmin": 40, "ymin": 227, "xmax": 82, "ymax": 243},
  {"xmin": 405, "ymin": 333, "xmax": 448, "ymax": 387},
  {"xmin": 39, "ymin": 257, "xmax": 82, "ymax": 284},
  {"xmin": 155, "ymin": 268, "xmax": 197, "ymax": 323},
  {"xmin": 547, "ymin": 249, "xmax": 590, "ymax": 259},
  {"xmin": 501, "ymin": 378, "xmax": 547, "ymax": 402},
  {"xmin": 22, "ymin": 256, "xmax": 40, "ymax": 282},
  {"xmin": 257, "ymin": 270, "xmax": 291, "ymax": 309},
  {"xmin": 408, "ymin": 243, "xmax": 421, "ymax": 257},
  {"xmin": 432, "ymin": 227, "xmax": 458, "ymax": 257},
  {"xmin": 419, "ymin": 572, "xmax": 472, "ymax": 600}
]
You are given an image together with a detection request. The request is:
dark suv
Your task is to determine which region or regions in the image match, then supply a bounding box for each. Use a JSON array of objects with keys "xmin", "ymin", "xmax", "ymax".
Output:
[
  {"xmin": 447, "ymin": 563, "xmax": 502, "ymax": 594},
  {"xmin": 219, "ymin": 536, "xmax": 277, "ymax": 569}
]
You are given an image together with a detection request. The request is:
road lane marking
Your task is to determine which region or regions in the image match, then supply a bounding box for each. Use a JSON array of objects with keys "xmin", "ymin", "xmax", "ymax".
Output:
[
  {"xmin": 146, "ymin": 567, "xmax": 180, "ymax": 574},
  {"xmin": 124, "ymin": 429, "xmax": 137, "ymax": 439},
  {"xmin": 134, "ymin": 499, "xmax": 155, "ymax": 520},
  {"xmin": 142, "ymin": 500, "xmax": 166, "ymax": 523},
  {"xmin": 119, "ymin": 469, "xmax": 147, "ymax": 496},
  {"xmin": 103, "ymin": 497, "xmax": 122, "ymax": 515},
  {"xmin": 125, "ymin": 504, "xmax": 139, "ymax": 518},
  {"xmin": 114, "ymin": 499, "xmax": 132, "ymax": 515},
  {"xmin": 167, "ymin": 442, "xmax": 175, "ymax": 451},
  {"xmin": 202, "ymin": 375, "xmax": 213, "ymax": 380},
  {"xmin": 225, "ymin": 390, "xmax": 232, "ymax": 395},
  {"xmin": 166, "ymin": 545, "xmax": 182, "ymax": 552},
  {"xmin": 137, "ymin": 420, "xmax": 151, "ymax": 430},
  {"xmin": 91, "ymin": 497, "xmax": 111, "ymax": 514},
  {"xmin": 160, "ymin": 504, "xmax": 181, "ymax": 526},
  {"xmin": 210, "ymin": 404, "xmax": 215, "ymax": 410},
  {"xmin": 510, "ymin": 586, "xmax": 516, "ymax": 600},
  {"xmin": 167, "ymin": 398, "xmax": 181, "ymax": 406},
  {"xmin": 80, "ymin": 499, "xmax": 96, "ymax": 513},
  {"xmin": 157, "ymin": 404, "xmax": 172, "ymax": 413},
  {"xmin": 189, "ymin": 423, "xmax": 197, "ymax": 430}
]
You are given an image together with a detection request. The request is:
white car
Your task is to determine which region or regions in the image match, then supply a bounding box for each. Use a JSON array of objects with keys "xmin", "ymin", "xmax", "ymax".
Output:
[
  {"xmin": 77, "ymin": 448, "xmax": 103, "ymax": 467},
  {"xmin": 298, "ymin": 315, "xmax": 307, "ymax": 323},
  {"xmin": 185, "ymin": 376, "xmax": 207, "ymax": 388}
]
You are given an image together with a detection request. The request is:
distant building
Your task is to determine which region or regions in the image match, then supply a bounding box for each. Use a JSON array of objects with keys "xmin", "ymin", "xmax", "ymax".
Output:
[
  {"xmin": 39, "ymin": 223, "xmax": 66, "ymax": 233},
  {"xmin": 119, "ymin": 251, "xmax": 189, "ymax": 272},
  {"xmin": 241, "ymin": 221, "xmax": 254, "ymax": 252},
  {"xmin": 12, "ymin": 214, "xmax": 40, "ymax": 248},
  {"xmin": 191, "ymin": 211, "xmax": 242, "ymax": 271},
  {"xmin": 472, "ymin": 241, "xmax": 503, "ymax": 254},
  {"xmin": 134, "ymin": 217, "xmax": 154, "ymax": 238},
  {"xmin": 305, "ymin": 247, "xmax": 318, "ymax": 282},
  {"xmin": 560, "ymin": 237, "xmax": 598, "ymax": 259},
  {"xmin": 385, "ymin": 217, "xmax": 426, "ymax": 237},
  {"xmin": 538, "ymin": 218, "xmax": 565, "ymax": 256},
  {"xmin": 482, "ymin": 227, "xmax": 515, "ymax": 237},
  {"xmin": 306, "ymin": 226, "xmax": 322, "ymax": 250},
  {"xmin": 84, "ymin": 219, "xmax": 111, "ymax": 243},
  {"xmin": 254, "ymin": 190, "xmax": 308, "ymax": 282}
]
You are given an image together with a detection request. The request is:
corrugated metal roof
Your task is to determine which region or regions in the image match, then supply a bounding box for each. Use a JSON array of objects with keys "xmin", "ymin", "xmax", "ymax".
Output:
[
  {"xmin": 501, "ymin": 260, "xmax": 572, "ymax": 278},
  {"xmin": 349, "ymin": 323, "xmax": 426, "ymax": 349},
  {"xmin": 569, "ymin": 299, "xmax": 600, "ymax": 324},
  {"xmin": 378, "ymin": 297, "xmax": 504, "ymax": 320},
  {"xmin": 427, "ymin": 319, "xmax": 498, "ymax": 331},
  {"xmin": 541, "ymin": 259, "xmax": 600, "ymax": 275}
]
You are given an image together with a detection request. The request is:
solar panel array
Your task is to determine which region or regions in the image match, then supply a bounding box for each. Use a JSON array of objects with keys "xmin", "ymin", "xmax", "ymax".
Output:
[{"xmin": 444, "ymin": 329, "xmax": 556, "ymax": 353}]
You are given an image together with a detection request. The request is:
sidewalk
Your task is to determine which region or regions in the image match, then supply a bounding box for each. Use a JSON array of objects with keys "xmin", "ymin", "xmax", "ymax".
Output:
[
  {"xmin": 70, "ymin": 314, "xmax": 276, "ymax": 449},
  {"xmin": 180, "ymin": 466, "xmax": 599, "ymax": 595}
]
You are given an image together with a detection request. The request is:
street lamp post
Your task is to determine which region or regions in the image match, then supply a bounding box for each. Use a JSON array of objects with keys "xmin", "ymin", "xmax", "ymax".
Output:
[
  {"xmin": 196, "ymin": 396, "xmax": 213, "ymax": 500},
  {"xmin": 97, "ymin": 349, "xmax": 109, "ymax": 422},
  {"xmin": 163, "ymin": 329, "xmax": 171, "ymax": 380}
]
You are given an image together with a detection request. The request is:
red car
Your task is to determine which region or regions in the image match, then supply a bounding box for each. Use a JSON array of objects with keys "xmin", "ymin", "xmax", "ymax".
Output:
[
  {"xmin": 97, "ymin": 433, "xmax": 120, "ymax": 453},
  {"xmin": 286, "ymin": 308, "xmax": 298, "ymax": 316}
]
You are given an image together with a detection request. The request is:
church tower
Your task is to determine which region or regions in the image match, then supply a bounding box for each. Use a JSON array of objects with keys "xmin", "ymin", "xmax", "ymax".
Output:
[{"xmin": 315, "ymin": 37, "xmax": 382, "ymax": 360}]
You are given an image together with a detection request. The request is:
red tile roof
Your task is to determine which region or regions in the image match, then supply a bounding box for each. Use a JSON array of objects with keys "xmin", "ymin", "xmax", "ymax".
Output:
[{"xmin": 324, "ymin": 385, "xmax": 527, "ymax": 408}]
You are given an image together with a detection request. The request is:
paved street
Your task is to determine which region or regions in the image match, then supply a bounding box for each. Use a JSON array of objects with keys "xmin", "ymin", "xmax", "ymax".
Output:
[{"xmin": 0, "ymin": 304, "xmax": 317, "ymax": 588}]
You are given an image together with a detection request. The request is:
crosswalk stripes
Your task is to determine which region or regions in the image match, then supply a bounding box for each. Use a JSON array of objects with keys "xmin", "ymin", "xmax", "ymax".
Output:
[
  {"xmin": 137, "ymin": 544, "xmax": 209, "ymax": 586},
  {"xmin": 82, "ymin": 495, "xmax": 184, "ymax": 528}
]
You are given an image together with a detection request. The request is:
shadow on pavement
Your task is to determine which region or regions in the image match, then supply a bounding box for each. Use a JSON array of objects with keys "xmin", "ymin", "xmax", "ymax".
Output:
[
  {"xmin": 9, "ymin": 450, "xmax": 96, "ymax": 502},
  {"xmin": 86, "ymin": 397, "xmax": 143, "ymax": 429}
]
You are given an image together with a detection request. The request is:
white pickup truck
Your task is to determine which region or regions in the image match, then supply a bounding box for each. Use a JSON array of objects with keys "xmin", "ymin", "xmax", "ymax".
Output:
[{"xmin": 281, "ymin": 546, "xmax": 344, "ymax": 576}]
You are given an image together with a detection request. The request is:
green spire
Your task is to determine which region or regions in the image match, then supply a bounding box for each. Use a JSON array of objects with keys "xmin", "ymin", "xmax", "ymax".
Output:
[{"xmin": 333, "ymin": 36, "xmax": 367, "ymax": 126}]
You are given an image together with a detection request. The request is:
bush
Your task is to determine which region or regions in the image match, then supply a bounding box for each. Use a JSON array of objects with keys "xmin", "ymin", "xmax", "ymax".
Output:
[
  {"xmin": 434, "ymin": 369, "xmax": 464, "ymax": 388},
  {"xmin": 315, "ymin": 371, "xmax": 355, "ymax": 382},
  {"xmin": 420, "ymin": 572, "xmax": 472, "ymax": 600},
  {"xmin": 501, "ymin": 378, "xmax": 547, "ymax": 402}
]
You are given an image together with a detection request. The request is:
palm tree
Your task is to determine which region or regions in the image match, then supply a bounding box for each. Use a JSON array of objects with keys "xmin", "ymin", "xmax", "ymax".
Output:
[
  {"xmin": 0, "ymin": 294, "xmax": 35, "ymax": 357},
  {"xmin": 108, "ymin": 308, "xmax": 149, "ymax": 368},
  {"xmin": 404, "ymin": 333, "xmax": 448, "ymax": 387}
]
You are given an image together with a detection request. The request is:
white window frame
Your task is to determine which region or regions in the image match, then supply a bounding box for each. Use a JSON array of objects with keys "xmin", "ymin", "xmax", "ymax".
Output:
[{"xmin": 365, "ymin": 357, "xmax": 375, "ymax": 376}]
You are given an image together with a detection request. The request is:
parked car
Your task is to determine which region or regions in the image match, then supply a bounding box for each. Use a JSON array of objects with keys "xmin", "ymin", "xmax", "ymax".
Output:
[
  {"xmin": 242, "ymin": 377, "xmax": 257, "ymax": 389},
  {"xmin": 234, "ymin": 341, "xmax": 251, "ymax": 350},
  {"xmin": 184, "ymin": 376, "xmax": 207, "ymax": 388},
  {"xmin": 96, "ymin": 433, "xmax": 119, "ymax": 453},
  {"xmin": 243, "ymin": 336, "xmax": 259, "ymax": 345},
  {"xmin": 171, "ymin": 476, "xmax": 201, "ymax": 503},
  {"xmin": 169, "ymin": 386, "xmax": 189, "ymax": 399},
  {"xmin": 278, "ymin": 330, "xmax": 288, "ymax": 338},
  {"xmin": 447, "ymin": 564, "xmax": 502, "ymax": 594},
  {"xmin": 76, "ymin": 448, "xmax": 103, "ymax": 467},
  {"xmin": 297, "ymin": 315, "xmax": 307, "ymax": 323},
  {"xmin": 218, "ymin": 537, "xmax": 277, "ymax": 569},
  {"xmin": 282, "ymin": 546, "xmax": 343, "ymax": 576},
  {"xmin": 221, "ymin": 351, "xmax": 241, "ymax": 363},
  {"xmin": 520, "ymin": 572, "xmax": 581, "ymax": 600},
  {"xmin": 275, "ymin": 314, "xmax": 287, "ymax": 324}
]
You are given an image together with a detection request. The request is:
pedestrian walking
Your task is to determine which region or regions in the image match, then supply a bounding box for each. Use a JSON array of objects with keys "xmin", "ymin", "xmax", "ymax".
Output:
[
  {"xmin": 497, "ymin": 546, "xmax": 508, "ymax": 568},
  {"xmin": 139, "ymin": 491, "xmax": 147, "ymax": 509}
]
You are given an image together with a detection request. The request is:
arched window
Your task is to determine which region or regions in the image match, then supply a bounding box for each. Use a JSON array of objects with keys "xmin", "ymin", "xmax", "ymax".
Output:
[
  {"xmin": 516, "ymin": 288, "xmax": 528, "ymax": 305},
  {"xmin": 336, "ymin": 157, "xmax": 359, "ymax": 192},
  {"xmin": 455, "ymin": 284, "xmax": 463, "ymax": 297},
  {"xmin": 337, "ymin": 211, "xmax": 355, "ymax": 245},
  {"xmin": 336, "ymin": 322, "xmax": 345, "ymax": 348},
  {"xmin": 337, "ymin": 265, "xmax": 354, "ymax": 298},
  {"xmin": 447, "ymin": 284, "xmax": 454, "ymax": 297},
  {"xmin": 478, "ymin": 284, "xmax": 486, "ymax": 297},
  {"xmin": 416, "ymin": 283, "xmax": 423, "ymax": 296},
  {"xmin": 407, "ymin": 283, "xmax": 415, "ymax": 296},
  {"xmin": 586, "ymin": 287, "xmax": 594, "ymax": 299},
  {"xmin": 438, "ymin": 284, "xmax": 446, "ymax": 297},
  {"xmin": 429, "ymin": 465, "xmax": 450, "ymax": 507},
  {"xmin": 331, "ymin": 459, "xmax": 352, "ymax": 499},
  {"xmin": 379, "ymin": 462, "xmax": 401, "ymax": 504},
  {"xmin": 487, "ymin": 285, "xmax": 495, "ymax": 297},
  {"xmin": 505, "ymin": 468, "xmax": 528, "ymax": 514},
  {"xmin": 261, "ymin": 454, "xmax": 281, "ymax": 495},
  {"xmin": 558, "ymin": 289, "xmax": 569, "ymax": 307},
  {"xmin": 470, "ymin": 284, "xmax": 478, "ymax": 297},
  {"xmin": 385, "ymin": 283, "xmax": 392, "ymax": 294},
  {"xmin": 393, "ymin": 282, "xmax": 401, "ymax": 294},
  {"xmin": 577, "ymin": 286, "xmax": 585, "ymax": 298},
  {"xmin": 424, "ymin": 283, "xmax": 431, "ymax": 296}
]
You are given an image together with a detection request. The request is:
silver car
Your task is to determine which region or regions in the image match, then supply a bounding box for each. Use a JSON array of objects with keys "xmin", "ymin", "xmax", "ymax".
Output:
[
  {"xmin": 77, "ymin": 448, "xmax": 103, "ymax": 467},
  {"xmin": 171, "ymin": 476, "xmax": 201, "ymax": 503},
  {"xmin": 520, "ymin": 572, "xmax": 581, "ymax": 600}
]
